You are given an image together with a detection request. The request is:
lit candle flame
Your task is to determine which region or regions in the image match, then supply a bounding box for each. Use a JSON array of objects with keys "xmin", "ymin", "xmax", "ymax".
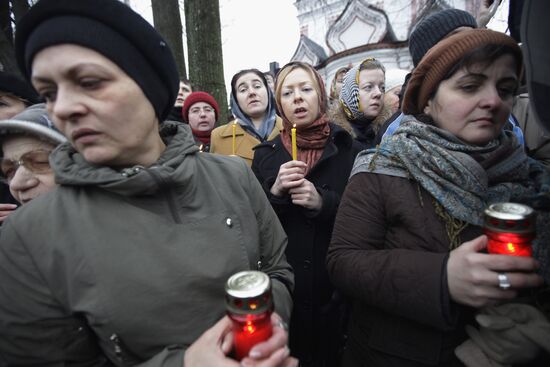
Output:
[{"xmin": 244, "ymin": 321, "xmax": 256, "ymax": 334}]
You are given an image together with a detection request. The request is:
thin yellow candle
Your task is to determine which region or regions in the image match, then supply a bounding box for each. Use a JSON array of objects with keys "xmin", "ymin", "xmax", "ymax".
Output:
[
  {"xmin": 232, "ymin": 122, "xmax": 237, "ymax": 155},
  {"xmin": 291, "ymin": 124, "xmax": 297, "ymax": 160}
]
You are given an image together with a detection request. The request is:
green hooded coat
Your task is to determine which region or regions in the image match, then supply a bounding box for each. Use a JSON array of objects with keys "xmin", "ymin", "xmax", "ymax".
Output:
[{"xmin": 0, "ymin": 122, "xmax": 293, "ymax": 366}]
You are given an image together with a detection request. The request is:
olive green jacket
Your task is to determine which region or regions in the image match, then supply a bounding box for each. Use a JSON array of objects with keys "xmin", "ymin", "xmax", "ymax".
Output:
[{"xmin": 0, "ymin": 123, "xmax": 293, "ymax": 366}]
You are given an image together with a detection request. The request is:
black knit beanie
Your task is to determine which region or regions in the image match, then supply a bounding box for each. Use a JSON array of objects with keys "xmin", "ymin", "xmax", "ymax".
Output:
[
  {"xmin": 0, "ymin": 71, "xmax": 40, "ymax": 105},
  {"xmin": 409, "ymin": 9, "xmax": 477, "ymax": 67},
  {"xmin": 14, "ymin": 0, "xmax": 179, "ymax": 122}
]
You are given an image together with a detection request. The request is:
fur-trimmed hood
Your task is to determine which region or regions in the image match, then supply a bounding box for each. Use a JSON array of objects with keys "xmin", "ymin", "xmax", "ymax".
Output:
[{"xmin": 327, "ymin": 100, "xmax": 394, "ymax": 140}]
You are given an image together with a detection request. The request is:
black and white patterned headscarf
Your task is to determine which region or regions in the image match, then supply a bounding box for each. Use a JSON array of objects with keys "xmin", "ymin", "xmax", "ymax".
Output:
[{"xmin": 339, "ymin": 58, "xmax": 383, "ymax": 121}]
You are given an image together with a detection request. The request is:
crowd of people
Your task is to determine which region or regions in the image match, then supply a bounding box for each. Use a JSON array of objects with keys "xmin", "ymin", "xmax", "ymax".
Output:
[{"xmin": 0, "ymin": 0, "xmax": 549, "ymax": 366}]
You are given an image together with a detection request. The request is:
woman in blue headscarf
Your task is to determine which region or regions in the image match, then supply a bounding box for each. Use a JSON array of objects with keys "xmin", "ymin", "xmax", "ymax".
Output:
[{"xmin": 210, "ymin": 69, "xmax": 283, "ymax": 166}]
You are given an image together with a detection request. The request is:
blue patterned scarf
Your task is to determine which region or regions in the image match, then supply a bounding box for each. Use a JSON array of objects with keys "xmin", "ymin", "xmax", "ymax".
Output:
[{"xmin": 352, "ymin": 116, "xmax": 544, "ymax": 226}]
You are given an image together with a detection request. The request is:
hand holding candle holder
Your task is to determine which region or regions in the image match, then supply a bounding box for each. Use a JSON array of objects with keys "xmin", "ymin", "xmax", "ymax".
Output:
[
  {"xmin": 225, "ymin": 270, "xmax": 273, "ymax": 360},
  {"xmin": 483, "ymin": 202, "xmax": 536, "ymax": 257}
]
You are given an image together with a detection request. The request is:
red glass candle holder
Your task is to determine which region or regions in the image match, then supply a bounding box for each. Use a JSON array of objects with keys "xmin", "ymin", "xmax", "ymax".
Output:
[
  {"xmin": 483, "ymin": 202, "xmax": 535, "ymax": 257},
  {"xmin": 225, "ymin": 271, "xmax": 273, "ymax": 360}
]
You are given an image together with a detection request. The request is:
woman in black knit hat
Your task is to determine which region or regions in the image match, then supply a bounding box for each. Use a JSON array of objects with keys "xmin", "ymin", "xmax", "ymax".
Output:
[{"xmin": 0, "ymin": 0, "xmax": 296, "ymax": 366}]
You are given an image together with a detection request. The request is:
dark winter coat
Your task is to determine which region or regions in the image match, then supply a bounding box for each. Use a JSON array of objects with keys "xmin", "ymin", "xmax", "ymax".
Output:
[
  {"xmin": 327, "ymin": 172, "xmax": 482, "ymax": 367},
  {"xmin": 166, "ymin": 106, "xmax": 184, "ymax": 124},
  {"xmin": 0, "ymin": 122, "xmax": 293, "ymax": 367},
  {"xmin": 252, "ymin": 123, "xmax": 361, "ymax": 367}
]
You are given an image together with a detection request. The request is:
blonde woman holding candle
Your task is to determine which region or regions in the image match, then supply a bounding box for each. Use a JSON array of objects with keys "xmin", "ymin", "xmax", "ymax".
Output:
[
  {"xmin": 253, "ymin": 61, "xmax": 361, "ymax": 367},
  {"xmin": 210, "ymin": 69, "xmax": 283, "ymax": 166}
]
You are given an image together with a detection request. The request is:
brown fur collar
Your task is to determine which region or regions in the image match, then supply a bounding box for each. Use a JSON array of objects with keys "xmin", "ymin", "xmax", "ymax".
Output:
[{"xmin": 327, "ymin": 101, "xmax": 394, "ymax": 139}]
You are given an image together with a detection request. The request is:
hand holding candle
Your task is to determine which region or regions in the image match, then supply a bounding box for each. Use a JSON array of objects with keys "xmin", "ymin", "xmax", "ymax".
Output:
[
  {"xmin": 291, "ymin": 124, "xmax": 297, "ymax": 161},
  {"xmin": 447, "ymin": 234, "xmax": 543, "ymax": 307},
  {"xmin": 483, "ymin": 203, "xmax": 535, "ymax": 257},
  {"xmin": 225, "ymin": 271, "xmax": 273, "ymax": 361}
]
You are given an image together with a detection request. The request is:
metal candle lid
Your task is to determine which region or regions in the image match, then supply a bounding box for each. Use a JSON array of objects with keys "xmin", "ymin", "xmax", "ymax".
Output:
[
  {"xmin": 484, "ymin": 202, "xmax": 536, "ymax": 234},
  {"xmin": 225, "ymin": 271, "xmax": 272, "ymax": 315}
]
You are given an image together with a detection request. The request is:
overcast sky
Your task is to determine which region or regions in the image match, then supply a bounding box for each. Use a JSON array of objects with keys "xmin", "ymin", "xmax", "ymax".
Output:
[
  {"xmin": 129, "ymin": 0, "xmax": 300, "ymax": 94},
  {"xmin": 128, "ymin": 0, "xmax": 510, "ymax": 96}
]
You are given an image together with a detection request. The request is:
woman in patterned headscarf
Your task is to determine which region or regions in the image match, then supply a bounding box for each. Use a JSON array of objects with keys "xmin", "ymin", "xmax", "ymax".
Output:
[
  {"xmin": 328, "ymin": 66, "xmax": 350, "ymax": 107},
  {"xmin": 328, "ymin": 58, "xmax": 393, "ymax": 149}
]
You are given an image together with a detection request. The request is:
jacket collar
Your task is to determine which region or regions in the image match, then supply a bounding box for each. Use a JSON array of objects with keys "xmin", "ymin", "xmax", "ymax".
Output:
[
  {"xmin": 219, "ymin": 116, "xmax": 283, "ymax": 139},
  {"xmin": 51, "ymin": 122, "xmax": 199, "ymax": 195}
]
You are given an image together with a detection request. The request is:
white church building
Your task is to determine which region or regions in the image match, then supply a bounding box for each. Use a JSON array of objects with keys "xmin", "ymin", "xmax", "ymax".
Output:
[{"xmin": 289, "ymin": 0, "xmax": 484, "ymax": 88}]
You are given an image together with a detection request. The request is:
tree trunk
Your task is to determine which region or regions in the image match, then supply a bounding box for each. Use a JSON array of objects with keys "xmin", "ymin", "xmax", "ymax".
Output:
[
  {"xmin": 0, "ymin": 0, "xmax": 13, "ymax": 46},
  {"xmin": 0, "ymin": 1, "xmax": 17, "ymax": 74},
  {"xmin": 151, "ymin": 0, "xmax": 187, "ymax": 79},
  {"xmin": 0, "ymin": 30, "xmax": 19, "ymax": 74},
  {"xmin": 12, "ymin": 0, "xmax": 30, "ymax": 24},
  {"xmin": 184, "ymin": 0, "xmax": 228, "ymax": 125}
]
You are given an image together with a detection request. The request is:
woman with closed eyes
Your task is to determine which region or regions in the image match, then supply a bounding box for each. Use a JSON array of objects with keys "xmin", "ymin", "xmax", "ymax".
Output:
[
  {"xmin": 0, "ymin": 103, "xmax": 65, "ymax": 211},
  {"xmin": 0, "ymin": 71, "xmax": 41, "ymax": 223}
]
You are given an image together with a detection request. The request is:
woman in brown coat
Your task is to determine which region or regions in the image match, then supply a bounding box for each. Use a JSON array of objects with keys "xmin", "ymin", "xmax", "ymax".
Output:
[{"xmin": 327, "ymin": 29, "xmax": 550, "ymax": 367}]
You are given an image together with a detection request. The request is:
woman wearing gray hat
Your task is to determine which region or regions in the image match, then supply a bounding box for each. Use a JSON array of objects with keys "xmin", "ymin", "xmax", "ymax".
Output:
[
  {"xmin": 0, "ymin": 104, "xmax": 65, "ymax": 222},
  {"xmin": 0, "ymin": 0, "xmax": 295, "ymax": 366},
  {"xmin": 0, "ymin": 71, "xmax": 42, "ymax": 220}
]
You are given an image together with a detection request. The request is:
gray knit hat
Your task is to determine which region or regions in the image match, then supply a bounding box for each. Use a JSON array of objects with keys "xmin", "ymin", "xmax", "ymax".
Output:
[
  {"xmin": 409, "ymin": 9, "xmax": 477, "ymax": 67},
  {"xmin": 0, "ymin": 103, "xmax": 66, "ymax": 146}
]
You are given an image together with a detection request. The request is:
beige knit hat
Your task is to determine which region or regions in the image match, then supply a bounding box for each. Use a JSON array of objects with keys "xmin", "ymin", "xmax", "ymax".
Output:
[{"xmin": 402, "ymin": 29, "xmax": 522, "ymax": 116}]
